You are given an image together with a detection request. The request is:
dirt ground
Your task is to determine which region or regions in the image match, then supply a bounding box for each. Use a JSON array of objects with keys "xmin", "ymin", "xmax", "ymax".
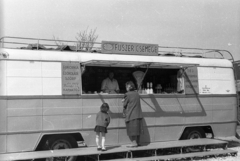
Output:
[{"xmin": 192, "ymin": 141, "xmax": 240, "ymax": 161}]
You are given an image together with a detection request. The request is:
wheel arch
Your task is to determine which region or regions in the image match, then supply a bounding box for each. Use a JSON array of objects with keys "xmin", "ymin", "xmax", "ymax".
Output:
[
  {"xmin": 179, "ymin": 125, "xmax": 214, "ymax": 140},
  {"xmin": 35, "ymin": 132, "xmax": 84, "ymax": 151}
]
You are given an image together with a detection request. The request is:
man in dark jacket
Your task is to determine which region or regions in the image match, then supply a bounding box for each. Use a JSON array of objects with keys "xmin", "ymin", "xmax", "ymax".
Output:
[{"xmin": 123, "ymin": 81, "xmax": 144, "ymax": 147}]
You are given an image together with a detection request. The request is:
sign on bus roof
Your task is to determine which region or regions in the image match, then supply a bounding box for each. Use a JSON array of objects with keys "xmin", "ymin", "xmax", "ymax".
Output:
[{"xmin": 101, "ymin": 41, "xmax": 158, "ymax": 55}]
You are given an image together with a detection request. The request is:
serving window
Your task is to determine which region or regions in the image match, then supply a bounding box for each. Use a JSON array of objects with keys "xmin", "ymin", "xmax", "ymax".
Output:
[
  {"xmin": 82, "ymin": 66, "xmax": 180, "ymax": 94},
  {"xmin": 80, "ymin": 60, "xmax": 199, "ymax": 95}
]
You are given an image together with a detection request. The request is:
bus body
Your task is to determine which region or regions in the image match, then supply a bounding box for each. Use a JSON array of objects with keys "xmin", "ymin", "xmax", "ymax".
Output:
[{"xmin": 0, "ymin": 37, "xmax": 237, "ymax": 157}]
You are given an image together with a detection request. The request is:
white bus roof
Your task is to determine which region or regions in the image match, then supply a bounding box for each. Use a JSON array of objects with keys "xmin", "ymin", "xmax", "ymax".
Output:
[
  {"xmin": 0, "ymin": 36, "xmax": 234, "ymax": 68},
  {"xmin": 0, "ymin": 48, "xmax": 233, "ymax": 68}
]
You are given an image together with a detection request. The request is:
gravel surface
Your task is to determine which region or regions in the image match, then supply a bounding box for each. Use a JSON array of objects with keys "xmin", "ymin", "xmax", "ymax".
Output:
[{"xmin": 192, "ymin": 141, "xmax": 240, "ymax": 161}]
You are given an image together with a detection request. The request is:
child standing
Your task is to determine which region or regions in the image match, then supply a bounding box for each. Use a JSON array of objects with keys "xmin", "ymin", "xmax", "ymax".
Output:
[{"xmin": 94, "ymin": 103, "xmax": 110, "ymax": 151}]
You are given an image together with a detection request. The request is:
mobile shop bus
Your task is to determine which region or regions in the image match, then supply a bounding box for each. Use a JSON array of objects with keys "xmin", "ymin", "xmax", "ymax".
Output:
[{"xmin": 0, "ymin": 37, "xmax": 238, "ymax": 160}]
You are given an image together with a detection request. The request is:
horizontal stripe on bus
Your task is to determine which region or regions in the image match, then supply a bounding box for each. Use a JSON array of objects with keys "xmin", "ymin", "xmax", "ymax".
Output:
[{"xmin": 0, "ymin": 121, "xmax": 237, "ymax": 135}]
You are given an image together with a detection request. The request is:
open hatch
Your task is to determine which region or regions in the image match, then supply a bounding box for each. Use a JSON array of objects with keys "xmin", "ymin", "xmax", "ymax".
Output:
[{"xmin": 81, "ymin": 60, "xmax": 199, "ymax": 94}]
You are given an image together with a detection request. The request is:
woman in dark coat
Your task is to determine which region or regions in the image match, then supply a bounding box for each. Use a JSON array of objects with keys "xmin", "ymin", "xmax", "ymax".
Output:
[{"xmin": 123, "ymin": 81, "xmax": 144, "ymax": 147}]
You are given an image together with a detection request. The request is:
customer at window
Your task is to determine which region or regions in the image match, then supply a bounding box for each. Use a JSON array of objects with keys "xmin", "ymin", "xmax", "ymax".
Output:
[
  {"xmin": 123, "ymin": 81, "xmax": 144, "ymax": 147},
  {"xmin": 101, "ymin": 72, "xmax": 119, "ymax": 94}
]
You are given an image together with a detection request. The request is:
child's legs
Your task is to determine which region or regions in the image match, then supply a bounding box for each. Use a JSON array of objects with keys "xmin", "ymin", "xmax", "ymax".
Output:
[
  {"xmin": 96, "ymin": 132, "xmax": 101, "ymax": 147},
  {"xmin": 101, "ymin": 132, "xmax": 106, "ymax": 148}
]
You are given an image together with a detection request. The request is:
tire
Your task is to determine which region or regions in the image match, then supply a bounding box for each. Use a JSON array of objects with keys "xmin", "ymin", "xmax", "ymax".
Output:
[
  {"xmin": 181, "ymin": 127, "xmax": 206, "ymax": 140},
  {"xmin": 44, "ymin": 135, "xmax": 78, "ymax": 161},
  {"xmin": 181, "ymin": 127, "xmax": 206, "ymax": 152}
]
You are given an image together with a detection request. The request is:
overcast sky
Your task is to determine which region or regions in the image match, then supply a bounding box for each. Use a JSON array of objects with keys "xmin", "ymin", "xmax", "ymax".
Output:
[{"xmin": 1, "ymin": 0, "xmax": 240, "ymax": 60}]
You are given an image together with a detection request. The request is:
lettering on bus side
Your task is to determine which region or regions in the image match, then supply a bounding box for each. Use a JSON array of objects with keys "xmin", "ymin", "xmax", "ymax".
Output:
[{"xmin": 62, "ymin": 62, "xmax": 81, "ymax": 95}]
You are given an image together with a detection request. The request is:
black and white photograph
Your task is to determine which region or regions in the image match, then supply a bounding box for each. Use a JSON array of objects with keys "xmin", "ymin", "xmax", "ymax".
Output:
[{"xmin": 1, "ymin": 0, "xmax": 240, "ymax": 161}]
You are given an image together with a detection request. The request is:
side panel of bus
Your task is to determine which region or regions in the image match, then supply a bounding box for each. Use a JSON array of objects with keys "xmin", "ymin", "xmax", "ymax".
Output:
[
  {"xmin": 198, "ymin": 67, "xmax": 237, "ymax": 137},
  {"xmin": 0, "ymin": 60, "xmax": 238, "ymax": 153},
  {"xmin": 2, "ymin": 95, "xmax": 237, "ymax": 152},
  {"xmin": 0, "ymin": 60, "xmax": 63, "ymax": 153}
]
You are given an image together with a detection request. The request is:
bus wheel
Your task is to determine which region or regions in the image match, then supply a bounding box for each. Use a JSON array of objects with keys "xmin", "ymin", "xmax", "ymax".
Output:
[
  {"xmin": 182, "ymin": 127, "xmax": 206, "ymax": 140},
  {"xmin": 181, "ymin": 128, "xmax": 206, "ymax": 152},
  {"xmin": 44, "ymin": 135, "xmax": 78, "ymax": 161}
]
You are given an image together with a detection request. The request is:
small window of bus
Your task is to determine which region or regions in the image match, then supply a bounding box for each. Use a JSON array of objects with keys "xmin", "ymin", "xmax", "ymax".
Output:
[{"xmin": 80, "ymin": 60, "xmax": 199, "ymax": 95}]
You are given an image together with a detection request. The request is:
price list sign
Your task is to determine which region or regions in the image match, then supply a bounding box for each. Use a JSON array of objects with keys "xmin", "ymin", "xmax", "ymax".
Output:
[{"xmin": 62, "ymin": 62, "xmax": 81, "ymax": 95}]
